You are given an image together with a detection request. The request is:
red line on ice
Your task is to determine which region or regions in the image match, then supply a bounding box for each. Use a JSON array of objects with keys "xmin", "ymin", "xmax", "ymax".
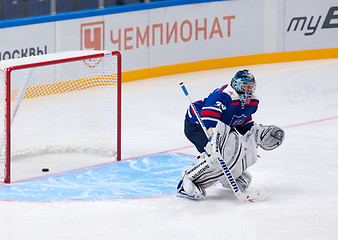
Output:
[
  {"xmin": 283, "ymin": 116, "xmax": 338, "ymax": 129},
  {"xmin": 167, "ymin": 115, "xmax": 338, "ymax": 153}
]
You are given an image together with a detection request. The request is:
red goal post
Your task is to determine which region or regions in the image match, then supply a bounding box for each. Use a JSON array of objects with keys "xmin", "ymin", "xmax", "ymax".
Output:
[{"xmin": 0, "ymin": 51, "xmax": 121, "ymax": 183}]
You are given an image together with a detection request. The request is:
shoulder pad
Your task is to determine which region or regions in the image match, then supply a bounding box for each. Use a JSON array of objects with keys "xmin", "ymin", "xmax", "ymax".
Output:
[{"xmin": 221, "ymin": 85, "xmax": 240, "ymax": 101}]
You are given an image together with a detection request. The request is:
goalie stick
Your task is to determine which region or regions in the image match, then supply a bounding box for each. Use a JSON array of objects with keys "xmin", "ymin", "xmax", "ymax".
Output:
[{"xmin": 179, "ymin": 82, "xmax": 267, "ymax": 203}]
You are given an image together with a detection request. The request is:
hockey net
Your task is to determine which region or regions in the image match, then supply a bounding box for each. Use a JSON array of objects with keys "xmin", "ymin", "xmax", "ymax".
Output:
[{"xmin": 0, "ymin": 51, "xmax": 121, "ymax": 183}]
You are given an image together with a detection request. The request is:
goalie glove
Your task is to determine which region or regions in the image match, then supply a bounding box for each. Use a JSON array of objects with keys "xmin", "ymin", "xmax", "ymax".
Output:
[{"xmin": 251, "ymin": 123, "xmax": 285, "ymax": 151}]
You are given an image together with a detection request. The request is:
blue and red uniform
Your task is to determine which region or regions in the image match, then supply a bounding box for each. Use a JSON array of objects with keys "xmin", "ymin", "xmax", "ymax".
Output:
[{"xmin": 184, "ymin": 84, "xmax": 259, "ymax": 153}]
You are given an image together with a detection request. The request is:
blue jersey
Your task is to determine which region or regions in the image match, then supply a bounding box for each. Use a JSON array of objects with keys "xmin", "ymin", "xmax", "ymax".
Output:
[{"xmin": 185, "ymin": 84, "xmax": 259, "ymax": 135}]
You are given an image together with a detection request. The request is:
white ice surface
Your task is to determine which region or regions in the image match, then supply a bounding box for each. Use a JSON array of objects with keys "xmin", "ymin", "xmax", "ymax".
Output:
[{"xmin": 1, "ymin": 59, "xmax": 338, "ymax": 239}]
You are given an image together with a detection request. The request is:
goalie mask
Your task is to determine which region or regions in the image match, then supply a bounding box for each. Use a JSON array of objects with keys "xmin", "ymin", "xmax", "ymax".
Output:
[{"xmin": 231, "ymin": 69, "xmax": 256, "ymax": 105}]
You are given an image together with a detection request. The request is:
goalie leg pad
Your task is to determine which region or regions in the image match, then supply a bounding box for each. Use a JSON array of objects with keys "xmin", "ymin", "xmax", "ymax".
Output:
[
  {"xmin": 220, "ymin": 170, "xmax": 252, "ymax": 192},
  {"xmin": 213, "ymin": 125, "xmax": 258, "ymax": 179},
  {"xmin": 210, "ymin": 122, "xmax": 257, "ymax": 192},
  {"xmin": 177, "ymin": 153, "xmax": 223, "ymax": 200},
  {"xmin": 178, "ymin": 121, "xmax": 260, "ymax": 200},
  {"xmin": 185, "ymin": 153, "xmax": 223, "ymax": 189},
  {"xmin": 177, "ymin": 177, "xmax": 206, "ymax": 200}
]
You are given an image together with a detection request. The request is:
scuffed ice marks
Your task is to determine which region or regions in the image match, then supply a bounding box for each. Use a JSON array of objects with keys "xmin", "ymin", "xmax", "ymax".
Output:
[{"xmin": 0, "ymin": 152, "xmax": 194, "ymax": 201}]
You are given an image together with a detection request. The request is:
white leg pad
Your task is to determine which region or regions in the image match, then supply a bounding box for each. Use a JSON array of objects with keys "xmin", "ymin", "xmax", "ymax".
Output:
[
  {"xmin": 177, "ymin": 174, "xmax": 206, "ymax": 200},
  {"xmin": 220, "ymin": 170, "xmax": 252, "ymax": 192},
  {"xmin": 176, "ymin": 153, "xmax": 221, "ymax": 200}
]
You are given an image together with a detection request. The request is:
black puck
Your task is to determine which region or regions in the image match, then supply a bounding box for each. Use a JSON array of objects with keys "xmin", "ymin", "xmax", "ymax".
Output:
[{"xmin": 42, "ymin": 168, "xmax": 49, "ymax": 172}]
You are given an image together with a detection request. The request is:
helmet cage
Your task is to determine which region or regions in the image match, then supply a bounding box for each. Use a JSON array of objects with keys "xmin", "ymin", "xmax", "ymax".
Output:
[{"xmin": 231, "ymin": 70, "xmax": 256, "ymax": 104}]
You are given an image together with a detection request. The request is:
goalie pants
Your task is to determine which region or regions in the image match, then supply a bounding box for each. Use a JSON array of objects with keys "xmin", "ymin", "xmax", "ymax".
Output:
[{"xmin": 184, "ymin": 118, "xmax": 208, "ymax": 153}]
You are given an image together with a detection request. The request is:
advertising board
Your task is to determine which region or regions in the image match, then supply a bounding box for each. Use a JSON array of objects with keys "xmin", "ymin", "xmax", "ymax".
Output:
[{"xmin": 0, "ymin": 0, "xmax": 336, "ymax": 74}]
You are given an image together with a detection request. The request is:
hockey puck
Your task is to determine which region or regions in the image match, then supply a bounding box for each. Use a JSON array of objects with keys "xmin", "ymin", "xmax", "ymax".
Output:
[{"xmin": 42, "ymin": 168, "xmax": 49, "ymax": 172}]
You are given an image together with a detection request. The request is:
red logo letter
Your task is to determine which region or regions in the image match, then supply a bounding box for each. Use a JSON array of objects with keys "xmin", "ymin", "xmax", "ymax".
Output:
[{"xmin": 81, "ymin": 21, "xmax": 105, "ymax": 50}]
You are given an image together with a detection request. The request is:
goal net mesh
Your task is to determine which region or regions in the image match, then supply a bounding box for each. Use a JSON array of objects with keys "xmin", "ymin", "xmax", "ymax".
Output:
[{"xmin": 0, "ymin": 51, "xmax": 121, "ymax": 183}]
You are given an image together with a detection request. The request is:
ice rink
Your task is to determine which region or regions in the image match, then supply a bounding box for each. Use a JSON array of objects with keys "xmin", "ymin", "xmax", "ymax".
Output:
[{"xmin": 1, "ymin": 58, "xmax": 338, "ymax": 239}]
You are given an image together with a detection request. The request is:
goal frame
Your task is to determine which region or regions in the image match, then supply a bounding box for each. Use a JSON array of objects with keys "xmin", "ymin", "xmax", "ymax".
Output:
[{"xmin": 3, "ymin": 51, "xmax": 122, "ymax": 183}]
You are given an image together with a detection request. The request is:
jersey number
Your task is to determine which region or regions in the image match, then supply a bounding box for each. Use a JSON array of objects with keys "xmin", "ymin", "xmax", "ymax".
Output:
[{"xmin": 215, "ymin": 101, "xmax": 226, "ymax": 111}]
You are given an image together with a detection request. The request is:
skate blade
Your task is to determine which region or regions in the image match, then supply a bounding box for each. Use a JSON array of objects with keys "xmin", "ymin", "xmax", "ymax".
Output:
[{"xmin": 176, "ymin": 192, "xmax": 201, "ymax": 201}]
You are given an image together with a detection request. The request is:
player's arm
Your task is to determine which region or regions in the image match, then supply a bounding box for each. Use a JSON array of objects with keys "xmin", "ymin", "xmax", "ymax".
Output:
[
  {"xmin": 201, "ymin": 100, "xmax": 231, "ymax": 152},
  {"xmin": 200, "ymin": 92, "xmax": 230, "ymax": 129}
]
